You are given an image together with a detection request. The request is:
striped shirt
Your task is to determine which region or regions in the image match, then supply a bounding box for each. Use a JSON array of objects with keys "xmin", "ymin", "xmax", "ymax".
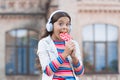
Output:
[
  {"xmin": 44, "ymin": 40, "xmax": 84, "ymax": 80},
  {"xmin": 53, "ymin": 40, "xmax": 75, "ymax": 79}
]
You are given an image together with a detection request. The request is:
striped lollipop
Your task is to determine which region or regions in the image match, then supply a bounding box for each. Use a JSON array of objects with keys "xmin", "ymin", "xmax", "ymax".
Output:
[{"xmin": 60, "ymin": 33, "xmax": 72, "ymax": 41}]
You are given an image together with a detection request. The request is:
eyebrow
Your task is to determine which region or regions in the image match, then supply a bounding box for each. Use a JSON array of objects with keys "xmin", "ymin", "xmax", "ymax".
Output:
[{"xmin": 58, "ymin": 20, "xmax": 70, "ymax": 23}]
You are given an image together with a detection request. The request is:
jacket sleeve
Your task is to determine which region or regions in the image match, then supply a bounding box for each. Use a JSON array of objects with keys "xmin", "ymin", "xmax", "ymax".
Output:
[
  {"xmin": 37, "ymin": 40, "xmax": 65, "ymax": 76},
  {"xmin": 72, "ymin": 41, "xmax": 84, "ymax": 77}
]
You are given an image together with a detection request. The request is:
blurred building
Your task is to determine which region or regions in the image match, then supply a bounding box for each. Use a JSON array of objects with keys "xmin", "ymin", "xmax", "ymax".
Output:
[
  {"xmin": 0, "ymin": 0, "xmax": 120, "ymax": 80},
  {"xmin": 0, "ymin": 0, "xmax": 50, "ymax": 80}
]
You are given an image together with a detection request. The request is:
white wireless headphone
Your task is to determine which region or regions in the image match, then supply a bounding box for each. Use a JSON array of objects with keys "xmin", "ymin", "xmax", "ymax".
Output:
[{"xmin": 46, "ymin": 10, "xmax": 72, "ymax": 32}]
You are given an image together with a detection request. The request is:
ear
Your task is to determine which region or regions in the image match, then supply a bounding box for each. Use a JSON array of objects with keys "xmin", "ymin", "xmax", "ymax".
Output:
[{"xmin": 69, "ymin": 24, "xmax": 72, "ymax": 32}]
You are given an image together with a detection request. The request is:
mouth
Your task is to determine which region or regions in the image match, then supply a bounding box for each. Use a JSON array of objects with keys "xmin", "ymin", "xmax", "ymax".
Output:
[{"xmin": 59, "ymin": 32, "xmax": 67, "ymax": 34}]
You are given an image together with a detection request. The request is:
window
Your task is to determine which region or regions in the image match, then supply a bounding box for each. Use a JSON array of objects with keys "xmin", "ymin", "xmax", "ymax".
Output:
[
  {"xmin": 82, "ymin": 24, "xmax": 118, "ymax": 74},
  {"xmin": 5, "ymin": 29, "xmax": 39, "ymax": 75}
]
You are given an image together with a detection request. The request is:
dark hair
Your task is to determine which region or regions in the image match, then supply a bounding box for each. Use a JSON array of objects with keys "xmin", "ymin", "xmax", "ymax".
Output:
[{"xmin": 40, "ymin": 11, "xmax": 71, "ymax": 39}]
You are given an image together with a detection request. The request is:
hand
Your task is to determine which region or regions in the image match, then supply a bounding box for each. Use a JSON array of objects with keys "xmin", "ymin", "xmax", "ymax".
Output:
[
  {"xmin": 62, "ymin": 41, "xmax": 75, "ymax": 58},
  {"xmin": 70, "ymin": 49, "xmax": 79, "ymax": 65},
  {"xmin": 70, "ymin": 49, "xmax": 76, "ymax": 58}
]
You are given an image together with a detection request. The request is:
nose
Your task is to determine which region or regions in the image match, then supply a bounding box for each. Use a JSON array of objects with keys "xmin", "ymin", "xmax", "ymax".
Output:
[{"xmin": 62, "ymin": 25, "xmax": 69, "ymax": 33}]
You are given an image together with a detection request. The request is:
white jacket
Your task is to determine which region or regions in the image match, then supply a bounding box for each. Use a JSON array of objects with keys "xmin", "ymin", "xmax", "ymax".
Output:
[{"xmin": 37, "ymin": 35, "xmax": 83, "ymax": 80}]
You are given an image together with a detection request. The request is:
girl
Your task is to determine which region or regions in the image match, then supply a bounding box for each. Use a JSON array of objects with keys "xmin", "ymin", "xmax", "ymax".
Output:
[{"xmin": 37, "ymin": 10, "xmax": 84, "ymax": 80}]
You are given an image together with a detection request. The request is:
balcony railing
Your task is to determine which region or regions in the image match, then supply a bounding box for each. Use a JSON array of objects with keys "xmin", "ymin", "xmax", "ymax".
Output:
[
  {"xmin": 77, "ymin": 0, "xmax": 120, "ymax": 12},
  {"xmin": 78, "ymin": 0, "xmax": 120, "ymax": 2},
  {"xmin": 0, "ymin": 0, "xmax": 49, "ymax": 13}
]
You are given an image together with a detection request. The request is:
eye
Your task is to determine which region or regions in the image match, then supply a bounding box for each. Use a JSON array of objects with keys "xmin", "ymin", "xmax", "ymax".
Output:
[
  {"xmin": 59, "ymin": 23, "xmax": 64, "ymax": 26},
  {"xmin": 66, "ymin": 23, "xmax": 71, "ymax": 27}
]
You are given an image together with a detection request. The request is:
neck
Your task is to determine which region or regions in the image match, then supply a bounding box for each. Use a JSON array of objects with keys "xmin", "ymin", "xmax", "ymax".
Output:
[{"xmin": 51, "ymin": 34, "xmax": 62, "ymax": 41}]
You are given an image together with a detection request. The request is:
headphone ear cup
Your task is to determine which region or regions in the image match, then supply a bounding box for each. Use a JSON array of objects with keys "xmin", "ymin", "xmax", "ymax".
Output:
[
  {"xmin": 69, "ymin": 25, "xmax": 72, "ymax": 32},
  {"xmin": 46, "ymin": 23, "xmax": 53, "ymax": 32},
  {"xmin": 49, "ymin": 23, "xmax": 53, "ymax": 32}
]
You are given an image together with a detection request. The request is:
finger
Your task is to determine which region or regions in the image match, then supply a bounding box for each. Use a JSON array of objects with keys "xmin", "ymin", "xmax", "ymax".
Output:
[
  {"xmin": 70, "ymin": 43, "xmax": 75, "ymax": 48},
  {"xmin": 70, "ymin": 45, "xmax": 75, "ymax": 50}
]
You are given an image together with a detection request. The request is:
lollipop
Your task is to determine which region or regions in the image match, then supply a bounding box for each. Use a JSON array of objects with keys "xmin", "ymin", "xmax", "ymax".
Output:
[{"xmin": 60, "ymin": 33, "xmax": 72, "ymax": 41}]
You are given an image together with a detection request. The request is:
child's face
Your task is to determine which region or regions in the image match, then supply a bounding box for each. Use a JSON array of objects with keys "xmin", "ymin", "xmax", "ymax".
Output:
[{"xmin": 51, "ymin": 17, "xmax": 71, "ymax": 40}]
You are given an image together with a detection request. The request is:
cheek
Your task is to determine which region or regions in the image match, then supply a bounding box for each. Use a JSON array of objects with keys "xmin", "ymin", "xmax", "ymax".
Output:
[
  {"xmin": 54, "ymin": 26, "xmax": 61, "ymax": 32},
  {"xmin": 53, "ymin": 27, "xmax": 59, "ymax": 35}
]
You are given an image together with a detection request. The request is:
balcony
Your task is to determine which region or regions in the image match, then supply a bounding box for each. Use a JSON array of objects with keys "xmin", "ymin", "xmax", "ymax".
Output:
[
  {"xmin": 77, "ymin": 0, "xmax": 120, "ymax": 12},
  {"xmin": 0, "ymin": 0, "xmax": 49, "ymax": 13}
]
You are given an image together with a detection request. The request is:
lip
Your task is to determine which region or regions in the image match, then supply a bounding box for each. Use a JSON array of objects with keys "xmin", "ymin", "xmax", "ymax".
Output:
[{"xmin": 60, "ymin": 32, "xmax": 68, "ymax": 34}]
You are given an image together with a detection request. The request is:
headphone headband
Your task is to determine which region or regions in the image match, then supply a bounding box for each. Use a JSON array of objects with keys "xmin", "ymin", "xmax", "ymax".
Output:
[{"xmin": 47, "ymin": 10, "xmax": 65, "ymax": 23}]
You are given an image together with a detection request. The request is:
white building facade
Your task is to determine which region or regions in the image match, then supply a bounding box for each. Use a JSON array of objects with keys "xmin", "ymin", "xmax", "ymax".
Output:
[
  {"xmin": 52, "ymin": 0, "xmax": 120, "ymax": 80},
  {"xmin": 0, "ymin": 0, "xmax": 120, "ymax": 80}
]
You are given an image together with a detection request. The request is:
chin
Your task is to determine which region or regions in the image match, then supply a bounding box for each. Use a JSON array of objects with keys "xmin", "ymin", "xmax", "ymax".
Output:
[{"xmin": 57, "ymin": 37, "xmax": 62, "ymax": 40}]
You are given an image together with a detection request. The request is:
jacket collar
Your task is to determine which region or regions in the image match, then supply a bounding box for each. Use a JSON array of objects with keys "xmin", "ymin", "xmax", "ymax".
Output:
[{"xmin": 45, "ymin": 35, "xmax": 58, "ymax": 57}]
